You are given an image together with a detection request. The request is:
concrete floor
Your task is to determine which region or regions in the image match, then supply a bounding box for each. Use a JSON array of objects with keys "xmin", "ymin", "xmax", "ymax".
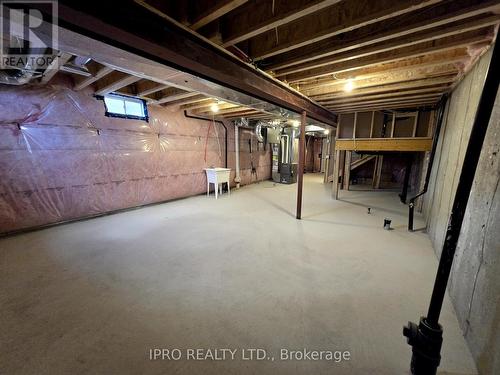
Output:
[{"xmin": 0, "ymin": 174, "xmax": 477, "ymax": 375}]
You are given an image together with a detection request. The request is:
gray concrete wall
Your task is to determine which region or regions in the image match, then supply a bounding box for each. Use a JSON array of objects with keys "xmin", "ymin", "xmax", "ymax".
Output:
[{"xmin": 423, "ymin": 47, "xmax": 500, "ymax": 374}]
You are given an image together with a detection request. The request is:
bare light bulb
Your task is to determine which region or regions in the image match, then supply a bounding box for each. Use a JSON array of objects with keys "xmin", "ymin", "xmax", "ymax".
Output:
[
  {"xmin": 344, "ymin": 79, "xmax": 354, "ymax": 92},
  {"xmin": 210, "ymin": 103, "xmax": 219, "ymax": 113}
]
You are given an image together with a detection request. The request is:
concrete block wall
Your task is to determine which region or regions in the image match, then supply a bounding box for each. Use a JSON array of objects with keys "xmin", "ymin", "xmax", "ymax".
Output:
[
  {"xmin": 0, "ymin": 77, "xmax": 271, "ymax": 234},
  {"xmin": 423, "ymin": 47, "xmax": 500, "ymax": 374}
]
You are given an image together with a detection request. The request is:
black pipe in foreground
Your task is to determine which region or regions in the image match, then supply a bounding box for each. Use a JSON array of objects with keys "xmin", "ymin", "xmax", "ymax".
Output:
[
  {"xmin": 407, "ymin": 95, "xmax": 448, "ymax": 231},
  {"xmin": 403, "ymin": 37, "xmax": 500, "ymax": 375},
  {"xmin": 184, "ymin": 110, "xmax": 228, "ymax": 168}
]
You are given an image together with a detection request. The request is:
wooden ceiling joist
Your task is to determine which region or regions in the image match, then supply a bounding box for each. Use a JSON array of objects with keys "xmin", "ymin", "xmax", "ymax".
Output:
[
  {"xmin": 220, "ymin": 0, "xmax": 343, "ymax": 46},
  {"xmin": 318, "ymin": 86, "xmax": 449, "ymax": 105},
  {"xmin": 189, "ymin": 0, "xmax": 249, "ymax": 30},
  {"xmin": 220, "ymin": 109, "xmax": 262, "ymax": 117},
  {"xmin": 198, "ymin": 105, "xmax": 252, "ymax": 116},
  {"xmin": 324, "ymin": 93, "xmax": 444, "ymax": 107},
  {"xmin": 136, "ymin": 81, "xmax": 170, "ymax": 97},
  {"xmin": 74, "ymin": 65, "xmax": 113, "ymax": 91},
  {"xmin": 295, "ymin": 51, "xmax": 468, "ymax": 90},
  {"xmin": 326, "ymin": 95, "xmax": 442, "ymax": 109},
  {"xmin": 193, "ymin": 102, "xmax": 240, "ymax": 113},
  {"xmin": 155, "ymin": 91, "xmax": 198, "ymax": 105},
  {"xmin": 301, "ymin": 66, "xmax": 458, "ymax": 97},
  {"xmin": 180, "ymin": 98, "xmax": 215, "ymax": 110},
  {"xmin": 311, "ymin": 77, "xmax": 454, "ymax": 101},
  {"xmin": 94, "ymin": 71, "xmax": 141, "ymax": 95},
  {"xmin": 330, "ymin": 99, "xmax": 440, "ymax": 112},
  {"xmin": 279, "ymin": 27, "xmax": 493, "ymax": 82},
  {"xmin": 41, "ymin": 52, "xmax": 73, "ymax": 84},
  {"xmin": 162, "ymin": 94, "xmax": 208, "ymax": 107},
  {"xmin": 248, "ymin": 0, "xmax": 441, "ymax": 60},
  {"xmin": 263, "ymin": 0, "xmax": 500, "ymax": 71},
  {"xmin": 53, "ymin": 1, "xmax": 336, "ymax": 125},
  {"xmin": 273, "ymin": 16, "xmax": 499, "ymax": 77}
]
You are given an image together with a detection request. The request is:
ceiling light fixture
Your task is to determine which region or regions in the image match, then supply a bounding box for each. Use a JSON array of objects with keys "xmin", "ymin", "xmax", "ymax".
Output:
[
  {"xmin": 210, "ymin": 103, "xmax": 219, "ymax": 113},
  {"xmin": 344, "ymin": 79, "xmax": 354, "ymax": 92}
]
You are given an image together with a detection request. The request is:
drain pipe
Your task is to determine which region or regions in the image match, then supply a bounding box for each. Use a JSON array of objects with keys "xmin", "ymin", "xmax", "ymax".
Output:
[
  {"xmin": 403, "ymin": 38, "xmax": 500, "ymax": 375},
  {"xmin": 184, "ymin": 110, "xmax": 227, "ymax": 168},
  {"xmin": 234, "ymin": 123, "xmax": 241, "ymax": 188},
  {"xmin": 407, "ymin": 94, "xmax": 448, "ymax": 231}
]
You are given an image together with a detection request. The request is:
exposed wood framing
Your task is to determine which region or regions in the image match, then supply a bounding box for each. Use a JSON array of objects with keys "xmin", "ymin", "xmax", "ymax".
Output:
[
  {"xmin": 27, "ymin": 0, "xmax": 500, "ymax": 119},
  {"xmin": 335, "ymin": 137, "xmax": 433, "ymax": 151},
  {"xmin": 373, "ymin": 155, "xmax": 384, "ymax": 189},
  {"xmin": 94, "ymin": 72, "xmax": 141, "ymax": 95},
  {"xmin": 41, "ymin": 52, "xmax": 72, "ymax": 84},
  {"xmin": 74, "ymin": 65, "xmax": 113, "ymax": 91},
  {"xmin": 250, "ymin": 0, "xmax": 441, "ymax": 60},
  {"xmin": 343, "ymin": 151, "xmax": 352, "ymax": 190},
  {"xmin": 189, "ymin": 0, "xmax": 249, "ymax": 31},
  {"xmin": 281, "ymin": 28, "xmax": 493, "ymax": 82}
]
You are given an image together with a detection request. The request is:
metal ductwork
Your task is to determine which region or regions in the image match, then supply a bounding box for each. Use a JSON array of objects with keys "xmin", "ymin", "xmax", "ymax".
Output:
[{"xmin": 0, "ymin": 69, "xmax": 35, "ymax": 85}]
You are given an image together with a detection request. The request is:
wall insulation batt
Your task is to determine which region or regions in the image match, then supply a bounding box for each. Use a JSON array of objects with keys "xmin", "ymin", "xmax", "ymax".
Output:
[{"xmin": 0, "ymin": 79, "xmax": 270, "ymax": 234}]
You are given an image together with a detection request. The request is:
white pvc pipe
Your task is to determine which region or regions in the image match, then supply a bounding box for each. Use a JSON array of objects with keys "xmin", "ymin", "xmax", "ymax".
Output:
[{"xmin": 234, "ymin": 124, "xmax": 241, "ymax": 188}]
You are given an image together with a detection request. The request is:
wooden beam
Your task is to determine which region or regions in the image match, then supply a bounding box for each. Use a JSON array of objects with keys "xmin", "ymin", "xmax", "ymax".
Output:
[
  {"xmin": 282, "ymin": 28, "xmax": 493, "ymax": 82},
  {"xmin": 318, "ymin": 87, "xmax": 449, "ymax": 105},
  {"xmin": 332, "ymin": 150, "xmax": 341, "ymax": 199},
  {"xmin": 334, "ymin": 98, "xmax": 439, "ymax": 113},
  {"xmin": 154, "ymin": 91, "xmax": 197, "ymax": 104},
  {"xmin": 370, "ymin": 111, "xmax": 375, "ymax": 138},
  {"xmin": 180, "ymin": 98, "xmax": 214, "ymax": 109},
  {"xmin": 313, "ymin": 77, "xmax": 454, "ymax": 102},
  {"xmin": 325, "ymin": 93, "xmax": 443, "ymax": 109},
  {"xmin": 220, "ymin": 0, "xmax": 343, "ymax": 46},
  {"xmin": 190, "ymin": 0, "xmax": 249, "ymax": 30},
  {"xmin": 94, "ymin": 72, "xmax": 141, "ymax": 95},
  {"xmin": 373, "ymin": 155, "xmax": 383, "ymax": 189},
  {"xmin": 305, "ymin": 67, "xmax": 459, "ymax": 101},
  {"xmin": 335, "ymin": 137, "xmax": 433, "ymax": 152},
  {"xmin": 275, "ymin": 18, "xmax": 498, "ymax": 77},
  {"xmin": 301, "ymin": 64, "xmax": 458, "ymax": 97},
  {"xmin": 343, "ymin": 151, "xmax": 352, "ymax": 190},
  {"xmin": 277, "ymin": 25, "xmax": 492, "ymax": 78},
  {"xmin": 52, "ymin": 1, "xmax": 337, "ymax": 125},
  {"xmin": 220, "ymin": 108, "xmax": 262, "ymax": 116},
  {"xmin": 248, "ymin": 0, "xmax": 441, "ymax": 60},
  {"xmin": 136, "ymin": 81, "xmax": 170, "ymax": 96},
  {"xmin": 336, "ymin": 102, "xmax": 438, "ymax": 112},
  {"xmin": 74, "ymin": 65, "xmax": 113, "ymax": 91},
  {"xmin": 296, "ymin": 111, "xmax": 306, "ymax": 219},
  {"xmin": 313, "ymin": 77, "xmax": 454, "ymax": 100},
  {"xmin": 296, "ymin": 50, "xmax": 468, "ymax": 90},
  {"xmin": 328, "ymin": 96, "xmax": 441, "ymax": 110},
  {"xmin": 194, "ymin": 102, "xmax": 240, "ymax": 114},
  {"xmin": 199, "ymin": 105, "xmax": 249, "ymax": 115},
  {"xmin": 41, "ymin": 52, "xmax": 72, "ymax": 83},
  {"xmin": 163, "ymin": 94, "xmax": 208, "ymax": 107},
  {"xmin": 264, "ymin": 1, "xmax": 500, "ymax": 70}
]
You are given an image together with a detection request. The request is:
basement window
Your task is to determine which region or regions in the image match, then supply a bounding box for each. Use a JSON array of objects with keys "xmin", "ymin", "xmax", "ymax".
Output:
[{"xmin": 101, "ymin": 93, "xmax": 148, "ymax": 121}]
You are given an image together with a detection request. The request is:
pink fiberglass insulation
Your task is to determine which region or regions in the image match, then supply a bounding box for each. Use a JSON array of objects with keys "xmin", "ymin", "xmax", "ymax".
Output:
[{"xmin": 0, "ymin": 79, "xmax": 271, "ymax": 234}]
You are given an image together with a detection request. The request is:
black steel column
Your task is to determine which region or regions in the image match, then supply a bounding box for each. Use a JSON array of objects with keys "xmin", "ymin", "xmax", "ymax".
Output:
[{"xmin": 404, "ymin": 38, "xmax": 500, "ymax": 374}]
